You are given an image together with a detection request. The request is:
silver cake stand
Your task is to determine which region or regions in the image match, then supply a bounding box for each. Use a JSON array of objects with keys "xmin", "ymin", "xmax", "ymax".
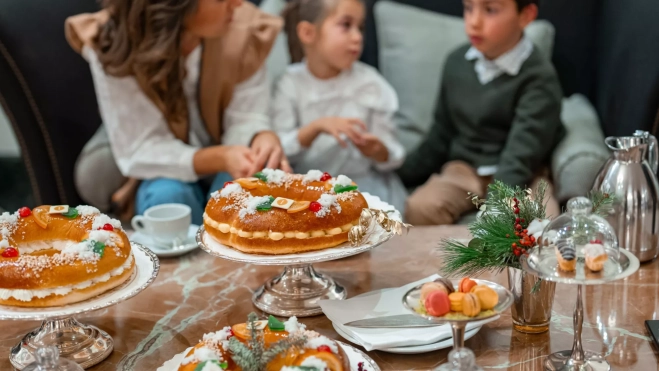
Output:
[
  {"xmin": 521, "ymin": 247, "xmax": 639, "ymax": 371},
  {"xmin": 197, "ymin": 193, "xmax": 399, "ymax": 317},
  {"xmin": 0, "ymin": 243, "xmax": 159, "ymax": 370},
  {"xmin": 402, "ymin": 279, "xmax": 514, "ymax": 362}
]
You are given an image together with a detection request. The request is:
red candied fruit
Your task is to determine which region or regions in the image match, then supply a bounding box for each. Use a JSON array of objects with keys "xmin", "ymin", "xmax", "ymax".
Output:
[
  {"xmin": 102, "ymin": 223, "xmax": 114, "ymax": 231},
  {"xmin": 1, "ymin": 247, "xmax": 19, "ymax": 258},
  {"xmin": 320, "ymin": 172, "xmax": 332, "ymax": 182},
  {"xmin": 18, "ymin": 207, "xmax": 31, "ymax": 218},
  {"xmin": 317, "ymin": 345, "xmax": 332, "ymax": 353},
  {"xmin": 224, "ymin": 181, "xmax": 234, "ymax": 188},
  {"xmin": 309, "ymin": 201, "xmax": 322, "ymax": 213}
]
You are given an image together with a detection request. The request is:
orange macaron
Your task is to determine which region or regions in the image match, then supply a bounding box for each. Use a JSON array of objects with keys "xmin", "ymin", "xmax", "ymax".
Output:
[{"xmin": 458, "ymin": 277, "xmax": 478, "ymax": 293}]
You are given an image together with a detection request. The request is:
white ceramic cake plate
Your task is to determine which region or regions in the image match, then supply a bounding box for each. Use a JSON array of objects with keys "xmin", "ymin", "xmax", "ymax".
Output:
[
  {"xmin": 0, "ymin": 243, "xmax": 159, "ymax": 370},
  {"xmin": 196, "ymin": 192, "xmax": 400, "ymax": 317},
  {"xmin": 521, "ymin": 248, "xmax": 639, "ymax": 371},
  {"xmin": 157, "ymin": 341, "xmax": 380, "ymax": 371}
]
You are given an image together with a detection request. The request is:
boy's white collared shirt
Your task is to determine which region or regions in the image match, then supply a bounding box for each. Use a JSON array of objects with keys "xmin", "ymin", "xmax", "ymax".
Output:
[{"xmin": 465, "ymin": 36, "xmax": 534, "ymax": 85}]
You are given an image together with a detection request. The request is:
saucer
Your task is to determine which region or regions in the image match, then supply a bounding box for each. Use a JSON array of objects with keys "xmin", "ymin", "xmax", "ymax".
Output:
[{"xmin": 130, "ymin": 225, "xmax": 199, "ymax": 258}]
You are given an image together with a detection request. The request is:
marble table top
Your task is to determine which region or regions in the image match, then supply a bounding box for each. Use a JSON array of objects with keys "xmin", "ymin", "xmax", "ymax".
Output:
[{"xmin": 2, "ymin": 225, "xmax": 658, "ymax": 370}]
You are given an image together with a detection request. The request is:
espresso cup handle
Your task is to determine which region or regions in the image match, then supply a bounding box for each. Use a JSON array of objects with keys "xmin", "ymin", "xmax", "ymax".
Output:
[{"xmin": 131, "ymin": 215, "xmax": 147, "ymax": 233}]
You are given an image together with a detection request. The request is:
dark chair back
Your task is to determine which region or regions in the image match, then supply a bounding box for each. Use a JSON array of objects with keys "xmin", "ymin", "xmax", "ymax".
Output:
[{"xmin": 0, "ymin": 0, "xmax": 102, "ymax": 206}]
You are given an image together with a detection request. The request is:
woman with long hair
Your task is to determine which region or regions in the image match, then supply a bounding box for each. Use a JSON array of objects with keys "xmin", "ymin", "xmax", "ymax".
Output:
[{"xmin": 66, "ymin": 0, "xmax": 290, "ymax": 224}]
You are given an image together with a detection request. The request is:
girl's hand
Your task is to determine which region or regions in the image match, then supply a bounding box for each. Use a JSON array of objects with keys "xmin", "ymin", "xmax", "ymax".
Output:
[
  {"xmin": 355, "ymin": 133, "xmax": 389, "ymax": 162},
  {"xmin": 250, "ymin": 131, "xmax": 292, "ymax": 174},
  {"xmin": 223, "ymin": 146, "xmax": 256, "ymax": 179},
  {"xmin": 312, "ymin": 117, "xmax": 367, "ymax": 147}
]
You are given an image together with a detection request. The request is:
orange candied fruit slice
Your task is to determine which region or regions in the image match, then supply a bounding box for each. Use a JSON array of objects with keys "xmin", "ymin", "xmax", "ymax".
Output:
[
  {"xmin": 287, "ymin": 201, "xmax": 310, "ymax": 214},
  {"xmin": 32, "ymin": 206, "xmax": 51, "ymax": 229},
  {"xmin": 295, "ymin": 351, "xmax": 344, "ymax": 371},
  {"xmin": 235, "ymin": 177, "xmax": 260, "ymax": 190}
]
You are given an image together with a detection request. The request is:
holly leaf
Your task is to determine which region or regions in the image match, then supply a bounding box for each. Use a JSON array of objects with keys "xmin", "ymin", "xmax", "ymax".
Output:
[
  {"xmin": 194, "ymin": 360, "xmax": 227, "ymax": 371},
  {"xmin": 256, "ymin": 196, "xmax": 275, "ymax": 212},
  {"xmin": 334, "ymin": 185, "xmax": 358, "ymax": 194},
  {"xmin": 62, "ymin": 208, "xmax": 79, "ymax": 219},
  {"xmin": 253, "ymin": 172, "xmax": 267, "ymax": 182},
  {"xmin": 267, "ymin": 315, "xmax": 285, "ymax": 331}
]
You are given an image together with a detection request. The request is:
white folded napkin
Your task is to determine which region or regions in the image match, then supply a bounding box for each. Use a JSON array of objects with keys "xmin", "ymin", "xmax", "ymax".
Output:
[{"xmin": 320, "ymin": 275, "xmax": 499, "ymax": 351}]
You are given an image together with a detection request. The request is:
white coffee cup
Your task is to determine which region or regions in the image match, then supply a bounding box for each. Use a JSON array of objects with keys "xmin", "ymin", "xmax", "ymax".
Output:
[{"xmin": 131, "ymin": 204, "xmax": 191, "ymax": 248}]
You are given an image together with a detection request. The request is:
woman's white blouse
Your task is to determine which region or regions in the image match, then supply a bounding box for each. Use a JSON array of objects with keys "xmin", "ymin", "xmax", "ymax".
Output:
[
  {"xmin": 272, "ymin": 61, "xmax": 408, "ymax": 212},
  {"xmin": 84, "ymin": 45, "xmax": 271, "ymax": 182}
]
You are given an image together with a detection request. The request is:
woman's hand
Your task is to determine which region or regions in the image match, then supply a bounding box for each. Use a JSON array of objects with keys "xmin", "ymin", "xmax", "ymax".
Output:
[
  {"xmin": 249, "ymin": 131, "xmax": 292, "ymax": 174},
  {"xmin": 193, "ymin": 145, "xmax": 254, "ymax": 179},
  {"xmin": 355, "ymin": 133, "xmax": 389, "ymax": 162}
]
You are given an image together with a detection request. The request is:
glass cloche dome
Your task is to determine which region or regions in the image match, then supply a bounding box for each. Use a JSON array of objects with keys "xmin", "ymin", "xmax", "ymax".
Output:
[{"xmin": 526, "ymin": 197, "xmax": 621, "ymax": 282}]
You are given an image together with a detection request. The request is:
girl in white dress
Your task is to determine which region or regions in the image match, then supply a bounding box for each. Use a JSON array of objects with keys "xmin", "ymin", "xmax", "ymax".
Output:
[{"xmin": 273, "ymin": 0, "xmax": 408, "ymax": 213}]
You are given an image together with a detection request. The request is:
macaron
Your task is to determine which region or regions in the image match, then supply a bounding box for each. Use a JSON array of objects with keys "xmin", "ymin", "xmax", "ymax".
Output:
[
  {"xmin": 421, "ymin": 282, "xmax": 450, "ymax": 301},
  {"xmin": 424, "ymin": 290, "xmax": 451, "ymax": 317},
  {"xmin": 434, "ymin": 277, "xmax": 455, "ymax": 294},
  {"xmin": 449, "ymin": 292, "xmax": 465, "ymax": 312},
  {"xmin": 470, "ymin": 285, "xmax": 498, "ymax": 310},
  {"xmin": 459, "ymin": 277, "xmax": 478, "ymax": 293},
  {"xmin": 462, "ymin": 293, "xmax": 481, "ymax": 317}
]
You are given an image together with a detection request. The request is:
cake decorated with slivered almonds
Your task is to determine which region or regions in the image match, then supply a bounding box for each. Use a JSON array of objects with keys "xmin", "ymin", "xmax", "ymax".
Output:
[{"xmin": 203, "ymin": 169, "xmax": 368, "ymax": 254}]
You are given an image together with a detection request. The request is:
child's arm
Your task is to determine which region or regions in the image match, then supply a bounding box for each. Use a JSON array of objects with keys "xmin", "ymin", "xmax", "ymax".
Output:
[
  {"xmin": 271, "ymin": 75, "xmax": 306, "ymax": 165},
  {"xmin": 494, "ymin": 72, "xmax": 563, "ymax": 188},
  {"xmin": 397, "ymin": 81, "xmax": 455, "ymax": 188}
]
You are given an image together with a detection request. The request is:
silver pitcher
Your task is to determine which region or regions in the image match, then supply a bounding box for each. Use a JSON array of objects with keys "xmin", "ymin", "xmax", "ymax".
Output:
[{"xmin": 592, "ymin": 130, "xmax": 659, "ymax": 262}]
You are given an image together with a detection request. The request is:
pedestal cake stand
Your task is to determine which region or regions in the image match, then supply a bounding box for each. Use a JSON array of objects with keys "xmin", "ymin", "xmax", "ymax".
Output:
[
  {"xmin": 521, "ymin": 248, "xmax": 639, "ymax": 371},
  {"xmin": 197, "ymin": 193, "xmax": 399, "ymax": 317},
  {"xmin": 0, "ymin": 243, "xmax": 159, "ymax": 370}
]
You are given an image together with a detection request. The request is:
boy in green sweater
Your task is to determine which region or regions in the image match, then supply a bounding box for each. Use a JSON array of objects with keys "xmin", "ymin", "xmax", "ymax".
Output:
[{"xmin": 399, "ymin": 0, "xmax": 565, "ymax": 225}]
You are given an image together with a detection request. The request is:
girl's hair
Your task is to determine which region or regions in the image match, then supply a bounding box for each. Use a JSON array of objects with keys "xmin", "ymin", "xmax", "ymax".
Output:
[
  {"xmin": 281, "ymin": 0, "xmax": 335, "ymax": 63},
  {"xmin": 95, "ymin": 0, "xmax": 198, "ymax": 126}
]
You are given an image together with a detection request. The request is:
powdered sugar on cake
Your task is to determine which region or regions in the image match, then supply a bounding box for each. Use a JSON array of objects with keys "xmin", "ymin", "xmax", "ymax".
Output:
[
  {"xmin": 92, "ymin": 214, "xmax": 122, "ymax": 231},
  {"xmin": 219, "ymin": 183, "xmax": 243, "ymax": 198},
  {"xmin": 303, "ymin": 169, "xmax": 324, "ymax": 184},
  {"xmin": 330, "ymin": 174, "xmax": 353, "ymax": 187},
  {"xmin": 315, "ymin": 194, "xmax": 341, "ymax": 218},
  {"xmin": 239, "ymin": 196, "xmax": 272, "ymax": 219},
  {"xmin": 261, "ymin": 168, "xmax": 287, "ymax": 184}
]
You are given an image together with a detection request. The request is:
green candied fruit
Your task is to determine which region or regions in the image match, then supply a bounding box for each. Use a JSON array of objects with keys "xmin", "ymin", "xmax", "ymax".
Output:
[
  {"xmin": 253, "ymin": 172, "xmax": 268, "ymax": 182},
  {"xmin": 256, "ymin": 196, "xmax": 276, "ymax": 211},
  {"xmin": 334, "ymin": 184, "xmax": 358, "ymax": 194},
  {"xmin": 62, "ymin": 207, "xmax": 79, "ymax": 219},
  {"xmin": 268, "ymin": 315, "xmax": 285, "ymax": 331}
]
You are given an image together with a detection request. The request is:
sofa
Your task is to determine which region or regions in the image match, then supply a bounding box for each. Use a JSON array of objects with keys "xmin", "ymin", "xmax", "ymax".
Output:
[{"xmin": 1, "ymin": 0, "xmax": 658, "ymax": 209}]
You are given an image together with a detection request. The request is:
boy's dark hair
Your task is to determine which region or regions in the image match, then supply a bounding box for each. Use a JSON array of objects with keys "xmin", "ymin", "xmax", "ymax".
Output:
[{"xmin": 515, "ymin": 0, "xmax": 539, "ymax": 11}]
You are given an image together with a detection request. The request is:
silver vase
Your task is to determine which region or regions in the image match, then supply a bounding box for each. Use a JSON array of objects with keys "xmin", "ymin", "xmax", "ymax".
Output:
[{"xmin": 507, "ymin": 267, "xmax": 556, "ymax": 334}]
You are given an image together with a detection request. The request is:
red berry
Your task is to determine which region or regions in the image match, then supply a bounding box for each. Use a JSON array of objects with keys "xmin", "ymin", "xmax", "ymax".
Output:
[
  {"xmin": 320, "ymin": 172, "xmax": 332, "ymax": 182},
  {"xmin": 512, "ymin": 243, "xmax": 518, "ymax": 249},
  {"xmin": 515, "ymin": 224, "xmax": 522, "ymax": 231},
  {"xmin": 1, "ymin": 247, "xmax": 18, "ymax": 258},
  {"xmin": 530, "ymin": 236, "xmax": 536, "ymax": 243},
  {"xmin": 309, "ymin": 201, "xmax": 322, "ymax": 213},
  {"xmin": 18, "ymin": 207, "xmax": 31, "ymax": 218},
  {"xmin": 317, "ymin": 345, "xmax": 332, "ymax": 353},
  {"xmin": 101, "ymin": 223, "xmax": 114, "ymax": 231},
  {"xmin": 223, "ymin": 181, "xmax": 234, "ymax": 188},
  {"xmin": 513, "ymin": 198, "xmax": 518, "ymax": 202},
  {"xmin": 590, "ymin": 239, "xmax": 602, "ymax": 244},
  {"xmin": 515, "ymin": 218, "xmax": 521, "ymax": 223},
  {"xmin": 514, "ymin": 208, "xmax": 520, "ymax": 214},
  {"xmin": 521, "ymin": 218, "xmax": 525, "ymax": 223},
  {"xmin": 228, "ymin": 328, "xmax": 235, "ymax": 338},
  {"xmin": 514, "ymin": 250, "xmax": 521, "ymax": 257},
  {"xmin": 358, "ymin": 362, "xmax": 365, "ymax": 371},
  {"xmin": 523, "ymin": 229, "xmax": 528, "ymax": 234}
]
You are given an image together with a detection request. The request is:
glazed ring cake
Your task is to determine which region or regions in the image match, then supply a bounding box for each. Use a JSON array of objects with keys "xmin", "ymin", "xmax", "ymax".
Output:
[
  {"xmin": 0, "ymin": 205, "xmax": 134, "ymax": 307},
  {"xmin": 178, "ymin": 315, "xmax": 349, "ymax": 371},
  {"xmin": 203, "ymin": 169, "xmax": 368, "ymax": 254}
]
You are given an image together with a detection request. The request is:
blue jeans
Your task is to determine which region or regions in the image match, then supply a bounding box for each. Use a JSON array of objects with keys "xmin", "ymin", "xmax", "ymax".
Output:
[{"xmin": 136, "ymin": 173, "xmax": 232, "ymax": 225}]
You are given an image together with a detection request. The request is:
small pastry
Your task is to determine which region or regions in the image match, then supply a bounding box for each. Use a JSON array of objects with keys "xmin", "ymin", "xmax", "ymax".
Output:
[
  {"xmin": 584, "ymin": 243, "xmax": 608, "ymax": 272},
  {"xmin": 555, "ymin": 239, "xmax": 576, "ymax": 272},
  {"xmin": 449, "ymin": 292, "xmax": 465, "ymax": 312},
  {"xmin": 470, "ymin": 285, "xmax": 498, "ymax": 310},
  {"xmin": 458, "ymin": 277, "xmax": 478, "ymax": 293},
  {"xmin": 421, "ymin": 282, "xmax": 449, "ymax": 301},
  {"xmin": 462, "ymin": 293, "xmax": 481, "ymax": 317},
  {"xmin": 425, "ymin": 291, "xmax": 451, "ymax": 317},
  {"xmin": 434, "ymin": 277, "xmax": 455, "ymax": 294}
]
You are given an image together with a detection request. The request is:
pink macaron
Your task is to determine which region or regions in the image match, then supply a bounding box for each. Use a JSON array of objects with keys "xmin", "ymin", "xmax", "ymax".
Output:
[{"xmin": 424, "ymin": 290, "xmax": 451, "ymax": 317}]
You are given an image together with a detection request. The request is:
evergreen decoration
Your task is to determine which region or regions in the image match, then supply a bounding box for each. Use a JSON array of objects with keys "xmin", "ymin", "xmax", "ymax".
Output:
[{"xmin": 438, "ymin": 181, "xmax": 614, "ymax": 278}]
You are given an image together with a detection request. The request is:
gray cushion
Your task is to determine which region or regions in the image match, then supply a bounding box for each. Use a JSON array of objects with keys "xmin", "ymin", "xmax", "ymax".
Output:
[
  {"xmin": 375, "ymin": 0, "xmax": 556, "ymax": 152},
  {"xmin": 551, "ymin": 94, "xmax": 610, "ymax": 202}
]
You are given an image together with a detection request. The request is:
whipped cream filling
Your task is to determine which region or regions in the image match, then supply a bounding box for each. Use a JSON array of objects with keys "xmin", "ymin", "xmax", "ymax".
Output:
[
  {"xmin": 15, "ymin": 240, "xmax": 72, "ymax": 255},
  {"xmin": 0, "ymin": 255, "xmax": 134, "ymax": 302},
  {"xmin": 203, "ymin": 214, "xmax": 355, "ymax": 240}
]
